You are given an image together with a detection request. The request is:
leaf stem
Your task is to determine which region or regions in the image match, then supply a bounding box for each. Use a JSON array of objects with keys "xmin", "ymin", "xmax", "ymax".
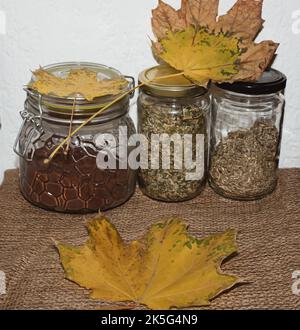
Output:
[
  {"xmin": 44, "ymin": 71, "xmax": 185, "ymax": 164},
  {"xmin": 64, "ymin": 98, "xmax": 76, "ymax": 156}
]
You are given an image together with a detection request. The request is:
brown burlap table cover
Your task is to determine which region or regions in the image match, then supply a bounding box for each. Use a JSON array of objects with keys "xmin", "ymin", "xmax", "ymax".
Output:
[{"xmin": 0, "ymin": 169, "xmax": 299, "ymax": 310}]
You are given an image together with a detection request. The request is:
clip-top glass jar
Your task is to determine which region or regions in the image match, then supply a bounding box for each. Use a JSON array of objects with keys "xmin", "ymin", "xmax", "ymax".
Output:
[
  {"xmin": 14, "ymin": 62, "xmax": 136, "ymax": 213},
  {"xmin": 137, "ymin": 66, "xmax": 210, "ymax": 202},
  {"xmin": 209, "ymin": 69, "xmax": 287, "ymax": 200}
]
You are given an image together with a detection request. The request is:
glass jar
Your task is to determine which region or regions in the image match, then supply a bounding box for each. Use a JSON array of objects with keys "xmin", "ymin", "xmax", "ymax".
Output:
[
  {"xmin": 209, "ymin": 69, "xmax": 287, "ymax": 200},
  {"xmin": 137, "ymin": 66, "xmax": 210, "ymax": 202},
  {"xmin": 14, "ymin": 62, "xmax": 136, "ymax": 213}
]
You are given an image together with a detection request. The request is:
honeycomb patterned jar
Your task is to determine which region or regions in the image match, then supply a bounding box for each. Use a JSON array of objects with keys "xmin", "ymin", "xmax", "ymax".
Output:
[{"xmin": 14, "ymin": 62, "xmax": 136, "ymax": 213}]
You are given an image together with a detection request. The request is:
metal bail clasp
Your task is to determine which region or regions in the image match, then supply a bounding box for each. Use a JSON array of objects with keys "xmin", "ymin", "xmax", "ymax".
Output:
[
  {"xmin": 124, "ymin": 76, "xmax": 136, "ymax": 98},
  {"xmin": 13, "ymin": 98, "xmax": 43, "ymax": 161}
]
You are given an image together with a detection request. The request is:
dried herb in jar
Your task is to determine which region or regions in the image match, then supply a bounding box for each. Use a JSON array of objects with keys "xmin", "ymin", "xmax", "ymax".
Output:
[
  {"xmin": 138, "ymin": 102, "xmax": 208, "ymax": 202},
  {"xmin": 209, "ymin": 121, "xmax": 279, "ymax": 200}
]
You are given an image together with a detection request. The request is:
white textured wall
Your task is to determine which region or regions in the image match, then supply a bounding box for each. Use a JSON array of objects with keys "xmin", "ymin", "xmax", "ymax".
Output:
[{"xmin": 0, "ymin": 0, "xmax": 299, "ymax": 183}]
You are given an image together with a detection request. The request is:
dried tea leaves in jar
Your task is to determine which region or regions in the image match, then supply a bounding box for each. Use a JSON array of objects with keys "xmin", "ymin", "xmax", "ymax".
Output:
[
  {"xmin": 139, "ymin": 102, "xmax": 208, "ymax": 202},
  {"xmin": 209, "ymin": 121, "xmax": 279, "ymax": 200}
]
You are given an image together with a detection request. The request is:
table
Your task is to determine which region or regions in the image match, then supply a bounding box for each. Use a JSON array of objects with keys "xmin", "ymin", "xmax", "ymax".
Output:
[{"xmin": 0, "ymin": 169, "xmax": 299, "ymax": 309}]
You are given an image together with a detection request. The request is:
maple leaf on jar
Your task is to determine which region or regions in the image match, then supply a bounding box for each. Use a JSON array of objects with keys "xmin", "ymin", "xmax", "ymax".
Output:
[
  {"xmin": 151, "ymin": 0, "xmax": 279, "ymax": 86},
  {"xmin": 29, "ymin": 68, "xmax": 128, "ymax": 101}
]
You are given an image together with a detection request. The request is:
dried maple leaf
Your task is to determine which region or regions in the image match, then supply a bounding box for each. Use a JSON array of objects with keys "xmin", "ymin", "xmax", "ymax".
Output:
[
  {"xmin": 158, "ymin": 27, "xmax": 241, "ymax": 85},
  {"xmin": 152, "ymin": 0, "xmax": 278, "ymax": 85},
  {"xmin": 152, "ymin": 0, "xmax": 187, "ymax": 40},
  {"xmin": 29, "ymin": 68, "xmax": 128, "ymax": 101},
  {"xmin": 215, "ymin": 0, "xmax": 264, "ymax": 44},
  {"xmin": 57, "ymin": 215, "xmax": 239, "ymax": 310},
  {"xmin": 181, "ymin": 0, "xmax": 219, "ymax": 31}
]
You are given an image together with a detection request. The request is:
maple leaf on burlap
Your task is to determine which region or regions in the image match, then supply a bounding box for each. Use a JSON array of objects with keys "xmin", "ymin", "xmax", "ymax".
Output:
[
  {"xmin": 56, "ymin": 215, "xmax": 240, "ymax": 310},
  {"xmin": 152, "ymin": 0, "xmax": 278, "ymax": 85}
]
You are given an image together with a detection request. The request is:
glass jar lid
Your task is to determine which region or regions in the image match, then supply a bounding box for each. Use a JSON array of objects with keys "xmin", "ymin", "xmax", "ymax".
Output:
[
  {"xmin": 25, "ymin": 62, "xmax": 134, "ymax": 123},
  {"xmin": 216, "ymin": 69, "xmax": 287, "ymax": 95},
  {"xmin": 138, "ymin": 65, "xmax": 207, "ymax": 98}
]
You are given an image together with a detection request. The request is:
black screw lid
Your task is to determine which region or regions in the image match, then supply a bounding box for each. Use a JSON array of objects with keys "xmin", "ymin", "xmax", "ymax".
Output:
[{"xmin": 216, "ymin": 69, "xmax": 287, "ymax": 95}]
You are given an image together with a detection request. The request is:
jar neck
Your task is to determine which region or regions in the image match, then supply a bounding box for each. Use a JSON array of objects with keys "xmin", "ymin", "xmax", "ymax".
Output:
[
  {"xmin": 212, "ymin": 86, "xmax": 284, "ymax": 112},
  {"xmin": 26, "ymin": 92, "xmax": 130, "ymax": 125},
  {"xmin": 139, "ymin": 89, "xmax": 209, "ymax": 103},
  {"xmin": 140, "ymin": 85, "xmax": 208, "ymax": 99}
]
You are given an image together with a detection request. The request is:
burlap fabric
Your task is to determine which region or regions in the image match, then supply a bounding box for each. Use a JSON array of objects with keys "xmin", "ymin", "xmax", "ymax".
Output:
[{"xmin": 0, "ymin": 169, "xmax": 299, "ymax": 310}]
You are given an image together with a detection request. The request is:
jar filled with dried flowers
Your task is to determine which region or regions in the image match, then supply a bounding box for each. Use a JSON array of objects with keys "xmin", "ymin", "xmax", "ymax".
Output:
[
  {"xmin": 209, "ymin": 69, "xmax": 287, "ymax": 200},
  {"xmin": 14, "ymin": 62, "xmax": 136, "ymax": 213},
  {"xmin": 137, "ymin": 66, "xmax": 210, "ymax": 202}
]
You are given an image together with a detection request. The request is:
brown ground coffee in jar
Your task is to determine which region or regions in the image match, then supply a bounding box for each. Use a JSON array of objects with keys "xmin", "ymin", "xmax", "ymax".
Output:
[
  {"xmin": 20, "ymin": 139, "xmax": 134, "ymax": 213},
  {"xmin": 15, "ymin": 62, "xmax": 136, "ymax": 213}
]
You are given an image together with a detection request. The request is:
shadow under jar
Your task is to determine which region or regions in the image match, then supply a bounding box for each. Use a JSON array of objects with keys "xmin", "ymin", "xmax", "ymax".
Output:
[
  {"xmin": 137, "ymin": 66, "xmax": 210, "ymax": 202},
  {"xmin": 209, "ymin": 69, "xmax": 287, "ymax": 201},
  {"xmin": 14, "ymin": 62, "xmax": 136, "ymax": 213}
]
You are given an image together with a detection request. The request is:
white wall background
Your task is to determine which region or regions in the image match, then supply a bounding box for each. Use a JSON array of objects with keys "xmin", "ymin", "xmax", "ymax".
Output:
[{"xmin": 0, "ymin": 0, "xmax": 299, "ymax": 183}]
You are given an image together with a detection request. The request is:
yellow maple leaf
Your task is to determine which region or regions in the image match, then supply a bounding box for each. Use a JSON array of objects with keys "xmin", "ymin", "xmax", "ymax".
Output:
[
  {"xmin": 57, "ymin": 215, "xmax": 239, "ymax": 310},
  {"xmin": 152, "ymin": 0, "xmax": 279, "ymax": 85},
  {"xmin": 159, "ymin": 27, "xmax": 241, "ymax": 85},
  {"xmin": 29, "ymin": 68, "xmax": 128, "ymax": 101}
]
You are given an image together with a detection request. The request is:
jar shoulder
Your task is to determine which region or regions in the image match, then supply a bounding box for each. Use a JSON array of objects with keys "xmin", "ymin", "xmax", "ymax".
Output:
[
  {"xmin": 212, "ymin": 91, "xmax": 285, "ymax": 111},
  {"xmin": 138, "ymin": 91, "xmax": 210, "ymax": 106},
  {"xmin": 137, "ymin": 92, "xmax": 211, "ymax": 118}
]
